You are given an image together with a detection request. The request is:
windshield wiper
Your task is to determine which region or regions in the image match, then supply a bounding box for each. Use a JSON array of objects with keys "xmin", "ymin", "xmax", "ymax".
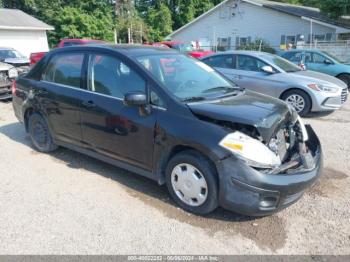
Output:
[
  {"xmin": 202, "ymin": 86, "xmax": 240, "ymax": 94},
  {"xmin": 181, "ymin": 96, "xmax": 206, "ymax": 102}
]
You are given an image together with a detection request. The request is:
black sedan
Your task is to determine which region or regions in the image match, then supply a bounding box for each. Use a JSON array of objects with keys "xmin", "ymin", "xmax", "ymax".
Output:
[{"xmin": 12, "ymin": 45, "xmax": 323, "ymax": 216}]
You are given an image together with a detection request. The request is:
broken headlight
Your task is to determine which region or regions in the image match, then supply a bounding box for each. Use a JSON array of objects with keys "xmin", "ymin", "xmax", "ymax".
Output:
[
  {"xmin": 8, "ymin": 67, "xmax": 18, "ymax": 79},
  {"xmin": 219, "ymin": 131, "xmax": 281, "ymax": 169}
]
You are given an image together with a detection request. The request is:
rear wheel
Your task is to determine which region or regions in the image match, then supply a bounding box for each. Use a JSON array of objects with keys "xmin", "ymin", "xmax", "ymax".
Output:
[
  {"xmin": 165, "ymin": 150, "xmax": 218, "ymax": 215},
  {"xmin": 337, "ymin": 74, "xmax": 350, "ymax": 90},
  {"xmin": 28, "ymin": 113, "xmax": 58, "ymax": 152},
  {"xmin": 282, "ymin": 89, "xmax": 311, "ymax": 116}
]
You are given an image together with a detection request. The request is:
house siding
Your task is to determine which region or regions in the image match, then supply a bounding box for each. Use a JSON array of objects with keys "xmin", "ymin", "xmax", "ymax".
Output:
[
  {"xmin": 171, "ymin": 0, "xmax": 336, "ymax": 49},
  {"xmin": 0, "ymin": 29, "xmax": 50, "ymax": 57}
]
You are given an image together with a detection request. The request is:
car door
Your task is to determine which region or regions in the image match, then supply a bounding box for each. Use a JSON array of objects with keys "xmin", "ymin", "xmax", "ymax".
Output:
[
  {"xmin": 38, "ymin": 52, "xmax": 86, "ymax": 146},
  {"xmin": 80, "ymin": 52, "xmax": 157, "ymax": 171},
  {"xmin": 231, "ymin": 55, "xmax": 280, "ymax": 97}
]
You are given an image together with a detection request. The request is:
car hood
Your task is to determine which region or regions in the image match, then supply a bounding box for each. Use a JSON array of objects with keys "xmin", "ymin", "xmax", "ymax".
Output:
[
  {"xmin": 289, "ymin": 70, "xmax": 347, "ymax": 88},
  {"xmin": 187, "ymin": 91, "xmax": 297, "ymax": 142},
  {"xmin": 4, "ymin": 57, "xmax": 30, "ymax": 65},
  {"xmin": 0, "ymin": 62, "xmax": 13, "ymax": 70}
]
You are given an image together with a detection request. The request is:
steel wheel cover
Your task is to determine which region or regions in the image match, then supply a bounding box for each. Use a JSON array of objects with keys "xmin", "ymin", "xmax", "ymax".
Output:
[
  {"xmin": 285, "ymin": 94, "xmax": 305, "ymax": 113},
  {"xmin": 171, "ymin": 163, "xmax": 208, "ymax": 207}
]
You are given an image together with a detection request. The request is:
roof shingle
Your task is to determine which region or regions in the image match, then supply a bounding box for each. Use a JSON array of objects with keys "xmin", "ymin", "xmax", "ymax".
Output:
[{"xmin": 0, "ymin": 8, "xmax": 54, "ymax": 30}]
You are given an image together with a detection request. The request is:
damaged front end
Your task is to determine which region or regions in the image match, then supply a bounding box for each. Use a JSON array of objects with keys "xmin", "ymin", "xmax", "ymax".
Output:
[{"xmin": 188, "ymin": 97, "xmax": 323, "ymax": 215}]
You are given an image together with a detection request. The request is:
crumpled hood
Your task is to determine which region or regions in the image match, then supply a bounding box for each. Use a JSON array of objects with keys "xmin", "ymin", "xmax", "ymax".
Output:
[
  {"xmin": 290, "ymin": 70, "xmax": 347, "ymax": 88},
  {"xmin": 0, "ymin": 62, "xmax": 13, "ymax": 70},
  {"xmin": 4, "ymin": 57, "xmax": 30, "ymax": 65},
  {"xmin": 188, "ymin": 91, "xmax": 297, "ymax": 142}
]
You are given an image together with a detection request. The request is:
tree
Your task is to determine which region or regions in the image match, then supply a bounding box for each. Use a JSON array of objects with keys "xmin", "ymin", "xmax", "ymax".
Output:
[
  {"xmin": 319, "ymin": 0, "xmax": 350, "ymax": 19},
  {"xmin": 2, "ymin": 0, "xmax": 115, "ymax": 46},
  {"xmin": 145, "ymin": 3, "xmax": 172, "ymax": 41}
]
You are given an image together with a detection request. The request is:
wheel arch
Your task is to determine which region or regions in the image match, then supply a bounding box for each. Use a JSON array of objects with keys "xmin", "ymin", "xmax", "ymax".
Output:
[
  {"xmin": 23, "ymin": 107, "xmax": 35, "ymax": 132},
  {"xmin": 279, "ymin": 87, "xmax": 313, "ymax": 109},
  {"xmin": 156, "ymin": 144, "xmax": 218, "ymax": 185}
]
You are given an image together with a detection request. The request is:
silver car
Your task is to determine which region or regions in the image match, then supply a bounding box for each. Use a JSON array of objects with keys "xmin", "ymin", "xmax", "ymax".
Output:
[{"xmin": 201, "ymin": 51, "xmax": 348, "ymax": 116}]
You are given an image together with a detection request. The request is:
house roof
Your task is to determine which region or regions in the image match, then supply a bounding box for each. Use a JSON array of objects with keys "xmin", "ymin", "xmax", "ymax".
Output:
[
  {"xmin": 168, "ymin": 0, "xmax": 350, "ymax": 38},
  {"xmin": 0, "ymin": 8, "xmax": 54, "ymax": 31},
  {"xmin": 255, "ymin": 0, "xmax": 350, "ymax": 30}
]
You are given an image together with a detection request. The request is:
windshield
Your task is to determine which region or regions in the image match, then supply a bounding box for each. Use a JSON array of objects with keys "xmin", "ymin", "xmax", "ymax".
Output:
[
  {"xmin": 264, "ymin": 54, "xmax": 302, "ymax": 73},
  {"xmin": 322, "ymin": 51, "xmax": 344, "ymax": 63},
  {"xmin": 0, "ymin": 49, "xmax": 24, "ymax": 60},
  {"xmin": 136, "ymin": 54, "xmax": 239, "ymax": 101},
  {"xmin": 172, "ymin": 43, "xmax": 195, "ymax": 52}
]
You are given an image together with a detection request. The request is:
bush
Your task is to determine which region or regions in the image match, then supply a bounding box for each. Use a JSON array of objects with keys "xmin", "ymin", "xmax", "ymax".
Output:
[{"xmin": 236, "ymin": 39, "xmax": 276, "ymax": 54}]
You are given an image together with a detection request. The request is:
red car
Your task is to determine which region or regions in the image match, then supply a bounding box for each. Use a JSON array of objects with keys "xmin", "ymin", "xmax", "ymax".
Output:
[
  {"xmin": 158, "ymin": 41, "xmax": 214, "ymax": 58},
  {"xmin": 30, "ymin": 38, "xmax": 107, "ymax": 65}
]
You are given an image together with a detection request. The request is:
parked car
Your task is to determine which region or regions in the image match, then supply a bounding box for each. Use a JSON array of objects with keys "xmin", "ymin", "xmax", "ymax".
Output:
[
  {"xmin": 158, "ymin": 41, "xmax": 214, "ymax": 58},
  {"xmin": 0, "ymin": 47, "xmax": 30, "ymax": 75},
  {"xmin": 201, "ymin": 51, "xmax": 348, "ymax": 116},
  {"xmin": 281, "ymin": 49, "xmax": 350, "ymax": 90},
  {"xmin": 0, "ymin": 61, "xmax": 18, "ymax": 100},
  {"xmin": 29, "ymin": 38, "xmax": 108, "ymax": 66},
  {"xmin": 13, "ymin": 45, "xmax": 322, "ymax": 216}
]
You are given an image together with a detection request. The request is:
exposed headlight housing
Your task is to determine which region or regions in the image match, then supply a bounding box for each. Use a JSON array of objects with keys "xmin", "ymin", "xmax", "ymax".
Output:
[
  {"xmin": 297, "ymin": 116, "xmax": 308, "ymax": 142},
  {"xmin": 8, "ymin": 67, "xmax": 18, "ymax": 79},
  {"xmin": 219, "ymin": 131, "xmax": 281, "ymax": 169},
  {"xmin": 307, "ymin": 83, "xmax": 338, "ymax": 93}
]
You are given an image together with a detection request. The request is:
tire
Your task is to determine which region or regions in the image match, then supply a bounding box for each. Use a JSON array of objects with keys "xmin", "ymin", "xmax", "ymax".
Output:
[
  {"xmin": 337, "ymin": 74, "xmax": 350, "ymax": 90},
  {"xmin": 165, "ymin": 150, "xmax": 218, "ymax": 215},
  {"xmin": 28, "ymin": 113, "xmax": 58, "ymax": 152},
  {"xmin": 282, "ymin": 89, "xmax": 311, "ymax": 116}
]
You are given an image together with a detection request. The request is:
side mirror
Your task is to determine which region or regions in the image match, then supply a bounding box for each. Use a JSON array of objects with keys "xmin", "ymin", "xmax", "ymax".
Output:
[
  {"xmin": 261, "ymin": 65, "xmax": 275, "ymax": 74},
  {"xmin": 324, "ymin": 59, "xmax": 333, "ymax": 65},
  {"xmin": 124, "ymin": 91, "xmax": 147, "ymax": 107}
]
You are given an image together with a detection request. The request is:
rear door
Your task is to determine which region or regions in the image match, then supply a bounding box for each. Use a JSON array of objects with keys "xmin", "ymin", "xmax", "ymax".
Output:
[
  {"xmin": 37, "ymin": 52, "xmax": 86, "ymax": 146},
  {"xmin": 232, "ymin": 55, "xmax": 281, "ymax": 97},
  {"xmin": 79, "ymin": 52, "xmax": 157, "ymax": 171}
]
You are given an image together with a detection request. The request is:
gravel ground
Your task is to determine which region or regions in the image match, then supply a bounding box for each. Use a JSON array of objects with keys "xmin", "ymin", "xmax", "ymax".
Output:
[{"xmin": 0, "ymin": 99, "xmax": 349, "ymax": 255}]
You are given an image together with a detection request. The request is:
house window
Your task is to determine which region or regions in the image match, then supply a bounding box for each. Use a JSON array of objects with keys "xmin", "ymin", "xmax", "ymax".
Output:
[{"xmin": 314, "ymin": 34, "xmax": 326, "ymax": 41}]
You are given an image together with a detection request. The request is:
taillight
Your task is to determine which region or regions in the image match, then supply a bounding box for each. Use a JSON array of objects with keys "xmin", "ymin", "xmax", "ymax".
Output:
[{"xmin": 11, "ymin": 80, "xmax": 16, "ymax": 95}]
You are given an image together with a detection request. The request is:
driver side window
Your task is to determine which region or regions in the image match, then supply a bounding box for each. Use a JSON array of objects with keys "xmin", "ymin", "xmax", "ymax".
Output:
[
  {"xmin": 312, "ymin": 53, "xmax": 327, "ymax": 64},
  {"xmin": 88, "ymin": 54, "xmax": 146, "ymax": 99}
]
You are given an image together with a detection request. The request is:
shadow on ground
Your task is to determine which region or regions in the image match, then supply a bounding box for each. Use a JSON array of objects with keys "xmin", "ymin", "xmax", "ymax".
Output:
[{"xmin": 0, "ymin": 122, "xmax": 287, "ymax": 251}]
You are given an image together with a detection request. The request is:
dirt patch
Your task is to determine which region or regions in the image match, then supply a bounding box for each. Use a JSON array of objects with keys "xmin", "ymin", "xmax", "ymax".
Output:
[
  {"xmin": 307, "ymin": 167, "xmax": 348, "ymax": 198},
  {"xmin": 124, "ymin": 185, "xmax": 287, "ymax": 251}
]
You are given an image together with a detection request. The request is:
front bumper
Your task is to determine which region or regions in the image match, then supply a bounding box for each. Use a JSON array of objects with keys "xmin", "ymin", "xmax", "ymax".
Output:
[
  {"xmin": 216, "ymin": 125, "xmax": 323, "ymax": 216},
  {"xmin": 0, "ymin": 82, "xmax": 12, "ymax": 100},
  {"xmin": 310, "ymin": 87, "xmax": 348, "ymax": 112}
]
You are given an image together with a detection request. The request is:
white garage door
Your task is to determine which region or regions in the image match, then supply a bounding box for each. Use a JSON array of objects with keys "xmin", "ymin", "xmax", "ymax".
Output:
[{"xmin": 0, "ymin": 29, "xmax": 50, "ymax": 58}]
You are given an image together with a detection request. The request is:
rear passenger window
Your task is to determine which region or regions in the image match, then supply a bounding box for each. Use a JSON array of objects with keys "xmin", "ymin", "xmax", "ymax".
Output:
[
  {"xmin": 42, "ymin": 53, "xmax": 84, "ymax": 88},
  {"xmin": 88, "ymin": 54, "xmax": 146, "ymax": 99},
  {"xmin": 202, "ymin": 55, "xmax": 233, "ymax": 69},
  {"xmin": 283, "ymin": 52, "xmax": 302, "ymax": 63}
]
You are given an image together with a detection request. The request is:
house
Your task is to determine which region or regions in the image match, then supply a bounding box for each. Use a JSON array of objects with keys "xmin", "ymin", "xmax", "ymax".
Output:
[
  {"xmin": 0, "ymin": 8, "xmax": 54, "ymax": 58},
  {"xmin": 167, "ymin": 0, "xmax": 350, "ymax": 51}
]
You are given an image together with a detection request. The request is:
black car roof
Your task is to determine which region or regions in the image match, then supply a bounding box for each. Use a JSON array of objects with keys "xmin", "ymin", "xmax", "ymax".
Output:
[{"xmin": 51, "ymin": 44, "xmax": 178, "ymax": 57}]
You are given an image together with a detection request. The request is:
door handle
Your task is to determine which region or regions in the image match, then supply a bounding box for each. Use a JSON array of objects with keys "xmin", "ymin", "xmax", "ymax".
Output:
[{"xmin": 82, "ymin": 100, "xmax": 96, "ymax": 109}]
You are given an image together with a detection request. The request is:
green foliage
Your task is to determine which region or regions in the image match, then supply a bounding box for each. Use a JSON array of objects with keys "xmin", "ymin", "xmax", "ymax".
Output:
[
  {"xmin": 145, "ymin": 3, "xmax": 172, "ymax": 42},
  {"xmin": 236, "ymin": 39, "xmax": 276, "ymax": 54},
  {"xmin": 2, "ymin": 0, "xmax": 115, "ymax": 46}
]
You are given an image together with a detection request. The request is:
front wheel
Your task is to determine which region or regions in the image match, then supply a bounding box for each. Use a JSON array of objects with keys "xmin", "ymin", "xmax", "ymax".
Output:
[
  {"xmin": 165, "ymin": 150, "xmax": 218, "ymax": 215},
  {"xmin": 282, "ymin": 90, "xmax": 311, "ymax": 116},
  {"xmin": 28, "ymin": 113, "xmax": 58, "ymax": 152}
]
